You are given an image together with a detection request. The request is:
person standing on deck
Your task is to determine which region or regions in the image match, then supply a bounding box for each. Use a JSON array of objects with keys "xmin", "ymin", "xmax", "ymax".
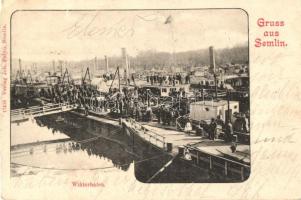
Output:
[
  {"xmin": 161, "ymin": 105, "xmax": 166, "ymax": 125},
  {"xmin": 156, "ymin": 105, "xmax": 162, "ymax": 123},
  {"xmin": 209, "ymin": 118, "xmax": 217, "ymax": 140},
  {"xmin": 166, "ymin": 108, "xmax": 172, "ymax": 126},
  {"xmin": 225, "ymin": 122, "xmax": 233, "ymax": 142},
  {"xmin": 132, "ymin": 102, "xmax": 137, "ymax": 119},
  {"xmin": 184, "ymin": 118, "xmax": 193, "ymax": 134},
  {"xmin": 119, "ymin": 98, "xmax": 123, "ymax": 117},
  {"xmin": 168, "ymin": 76, "xmax": 172, "ymax": 85},
  {"xmin": 145, "ymin": 106, "xmax": 153, "ymax": 121},
  {"xmin": 242, "ymin": 114, "xmax": 249, "ymax": 132},
  {"xmin": 136, "ymin": 105, "xmax": 142, "ymax": 121},
  {"xmin": 159, "ymin": 76, "xmax": 163, "ymax": 86},
  {"xmin": 172, "ymin": 108, "xmax": 179, "ymax": 126},
  {"xmin": 216, "ymin": 115, "xmax": 225, "ymax": 131}
]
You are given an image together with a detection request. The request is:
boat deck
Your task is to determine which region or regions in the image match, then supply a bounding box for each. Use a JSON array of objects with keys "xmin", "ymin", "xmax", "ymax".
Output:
[
  {"xmin": 68, "ymin": 111, "xmax": 250, "ymax": 165},
  {"xmin": 70, "ymin": 110, "xmax": 120, "ymax": 126},
  {"xmin": 142, "ymin": 123, "xmax": 202, "ymax": 154},
  {"xmin": 191, "ymin": 140, "xmax": 250, "ymax": 164},
  {"xmin": 130, "ymin": 120, "xmax": 250, "ymax": 164}
]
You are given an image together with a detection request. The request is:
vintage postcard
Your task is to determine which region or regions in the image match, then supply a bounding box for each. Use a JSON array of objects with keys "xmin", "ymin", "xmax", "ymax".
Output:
[{"xmin": 0, "ymin": 0, "xmax": 300, "ymax": 200}]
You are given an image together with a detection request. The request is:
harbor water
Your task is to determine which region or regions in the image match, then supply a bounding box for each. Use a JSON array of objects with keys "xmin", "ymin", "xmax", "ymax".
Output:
[{"xmin": 11, "ymin": 112, "xmax": 215, "ymax": 183}]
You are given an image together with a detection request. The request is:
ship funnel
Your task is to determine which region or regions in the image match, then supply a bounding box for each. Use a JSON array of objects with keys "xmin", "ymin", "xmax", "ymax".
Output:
[
  {"xmin": 121, "ymin": 48, "xmax": 129, "ymax": 81},
  {"xmin": 209, "ymin": 46, "xmax": 216, "ymax": 73}
]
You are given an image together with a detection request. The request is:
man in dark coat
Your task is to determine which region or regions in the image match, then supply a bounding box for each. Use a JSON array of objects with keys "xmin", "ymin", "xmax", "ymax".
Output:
[
  {"xmin": 209, "ymin": 118, "xmax": 217, "ymax": 140},
  {"xmin": 225, "ymin": 122, "xmax": 234, "ymax": 142}
]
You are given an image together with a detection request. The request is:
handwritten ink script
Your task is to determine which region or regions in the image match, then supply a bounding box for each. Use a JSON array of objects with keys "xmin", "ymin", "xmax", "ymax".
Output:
[
  {"xmin": 253, "ymin": 132, "xmax": 295, "ymax": 144},
  {"xmin": 62, "ymin": 12, "xmax": 135, "ymax": 39},
  {"xmin": 255, "ymin": 18, "xmax": 287, "ymax": 47}
]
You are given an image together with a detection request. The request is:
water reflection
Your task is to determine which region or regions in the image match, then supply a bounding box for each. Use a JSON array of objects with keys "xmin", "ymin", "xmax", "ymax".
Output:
[
  {"xmin": 11, "ymin": 112, "xmax": 210, "ymax": 183},
  {"xmin": 11, "ymin": 115, "xmax": 138, "ymax": 174},
  {"xmin": 36, "ymin": 113, "xmax": 138, "ymax": 169}
]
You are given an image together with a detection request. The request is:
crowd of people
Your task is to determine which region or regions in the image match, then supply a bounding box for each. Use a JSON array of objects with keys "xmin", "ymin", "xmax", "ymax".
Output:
[
  {"xmin": 39, "ymin": 84, "xmax": 99, "ymax": 107},
  {"xmin": 37, "ymin": 81, "xmax": 193, "ymax": 129},
  {"xmin": 21, "ymin": 74, "xmax": 248, "ymax": 145},
  {"xmin": 109, "ymin": 87, "xmax": 191, "ymax": 124},
  {"xmin": 39, "ymin": 82, "xmax": 241, "ymax": 136},
  {"xmin": 156, "ymin": 104, "xmax": 180, "ymax": 126},
  {"xmin": 103, "ymin": 72, "xmax": 136, "ymax": 86},
  {"xmin": 102, "ymin": 73, "xmax": 115, "ymax": 81},
  {"xmin": 194, "ymin": 114, "xmax": 249, "ymax": 143},
  {"xmin": 146, "ymin": 74, "xmax": 190, "ymax": 86}
]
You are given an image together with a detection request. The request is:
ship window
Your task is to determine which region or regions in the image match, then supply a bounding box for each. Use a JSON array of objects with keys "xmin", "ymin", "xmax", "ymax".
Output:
[
  {"xmin": 205, "ymin": 107, "xmax": 209, "ymax": 111},
  {"xmin": 234, "ymin": 105, "xmax": 237, "ymax": 109},
  {"xmin": 161, "ymin": 88, "xmax": 167, "ymax": 93}
]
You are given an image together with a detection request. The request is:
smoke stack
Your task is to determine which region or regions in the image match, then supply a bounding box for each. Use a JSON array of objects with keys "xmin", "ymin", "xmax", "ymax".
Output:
[
  {"xmin": 59, "ymin": 60, "xmax": 63, "ymax": 76},
  {"xmin": 18, "ymin": 58, "xmax": 22, "ymax": 72},
  {"xmin": 121, "ymin": 48, "xmax": 129, "ymax": 81},
  {"xmin": 104, "ymin": 56, "xmax": 109, "ymax": 73},
  {"xmin": 209, "ymin": 46, "xmax": 215, "ymax": 73},
  {"xmin": 52, "ymin": 60, "xmax": 55, "ymax": 74},
  {"xmin": 94, "ymin": 57, "xmax": 97, "ymax": 75},
  {"xmin": 127, "ymin": 55, "xmax": 130, "ymax": 73}
]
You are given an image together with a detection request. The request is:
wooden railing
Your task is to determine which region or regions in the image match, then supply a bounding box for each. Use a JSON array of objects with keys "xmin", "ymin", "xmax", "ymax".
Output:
[
  {"xmin": 11, "ymin": 103, "xmax": 77, "ymax": 121},
  {"xmin": 180, "ymin": 145, "xmax": 250, "ymax": 181},
  {"xmin": 124, "ymin": 118, "xmax": 166, "ymax": 150}
]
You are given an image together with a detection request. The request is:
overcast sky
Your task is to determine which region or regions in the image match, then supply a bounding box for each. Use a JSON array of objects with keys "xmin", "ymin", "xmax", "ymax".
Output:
[{"xmin": 12, "ymin": 9, "xmax": 248, "ymax": 62}]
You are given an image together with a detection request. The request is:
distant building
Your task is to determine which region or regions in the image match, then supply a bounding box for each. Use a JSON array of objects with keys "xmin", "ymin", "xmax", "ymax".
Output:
[
  {"xmin": 141, "ymin": 83, "xmax": 190, "ymax": 97},
  {"xmin": 46, "ymin": 75, "xmax": 61, "ymax": 85},
  {"xmin": 221, "ymin": 63, "xmax": 249, "ymax": 75}
]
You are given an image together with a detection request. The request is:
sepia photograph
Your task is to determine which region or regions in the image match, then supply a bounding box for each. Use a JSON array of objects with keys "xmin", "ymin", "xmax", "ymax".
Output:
[{"xmin": 10, "ymin": 9, "xmax": 250, "ymax": 183}]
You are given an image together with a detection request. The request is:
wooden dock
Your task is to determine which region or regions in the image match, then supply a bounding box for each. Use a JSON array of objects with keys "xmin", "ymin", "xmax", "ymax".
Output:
[
  {"xmin": 140, "ymin": 123, "xmax": 203, "ymax": 155},
  {"xmin": 121, "ymin": 117, "xmax": 250, "ymax": 181},
  {"xmin": 11, "ymin": 103, "xmax": 250, "ymax": 181},
  {"xmin": 123, "ymin": 118, "xmax": 249, "ymax": 158},
  {"xmin": 11, "ymin": 103, "xmax": 77, "ymax": 123}
]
